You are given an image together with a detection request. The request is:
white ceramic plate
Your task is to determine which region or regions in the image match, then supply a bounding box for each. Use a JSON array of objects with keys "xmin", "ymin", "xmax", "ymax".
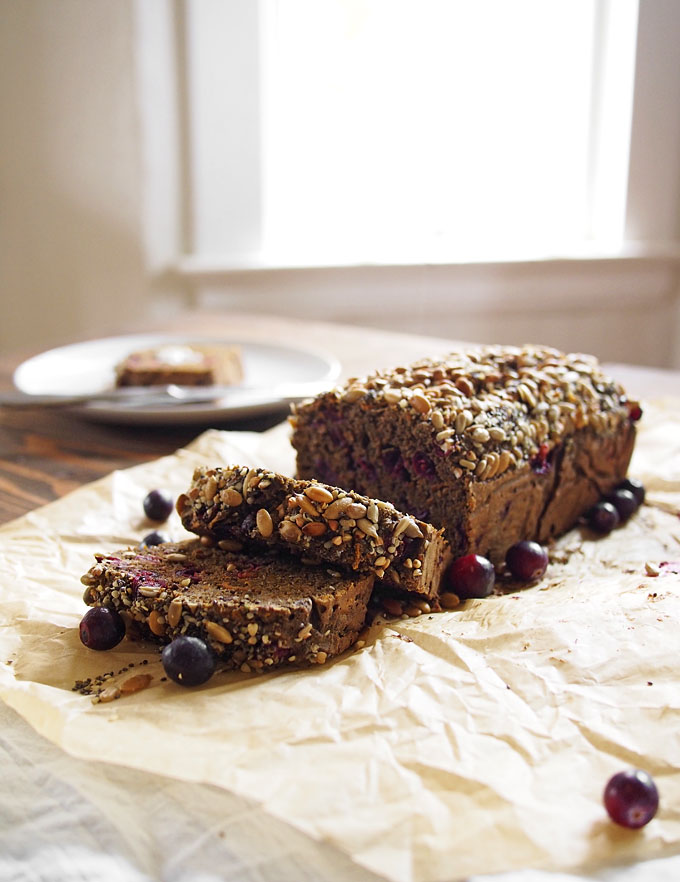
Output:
[{"xmin": 13, "ymin": 334, "xmax": 341, "ymax": 425}]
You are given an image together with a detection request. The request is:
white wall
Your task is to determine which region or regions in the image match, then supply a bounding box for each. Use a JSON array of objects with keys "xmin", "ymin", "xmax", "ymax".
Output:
[
  {"xmin": 185, "ymin": 253, "xmax": 680, "ymax": 368},
  {"xmin": 0, "ymin": 1, "xmax": 153, "ymax": 355}
]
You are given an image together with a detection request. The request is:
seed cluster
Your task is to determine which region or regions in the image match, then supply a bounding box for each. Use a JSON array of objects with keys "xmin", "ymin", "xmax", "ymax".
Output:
[
  {"xmin": 71, "ymin": 660, "xmax": 152, "ymax": 703},
  {"xmin": 302, "ymin": 345, "xmax": 636, "ymax": 481},
  {"xmin": 181, "ymin": 466, "xmax": 439, "ymax": 590}
]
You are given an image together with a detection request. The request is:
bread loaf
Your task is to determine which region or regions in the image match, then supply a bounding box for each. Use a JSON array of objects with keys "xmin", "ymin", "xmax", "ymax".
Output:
[{"xmin": 289, "ymin": 345, "xmax": 639, "ymax": 564}]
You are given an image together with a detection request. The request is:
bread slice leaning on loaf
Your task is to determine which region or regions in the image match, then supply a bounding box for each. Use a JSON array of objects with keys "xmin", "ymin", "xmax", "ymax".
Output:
[
  {"xmin": 289, "ymin": 345, "xmax": 640, "ymax": 565},
  {"xmin": 80, "ymin": 540, "xmax": 374, "ymax": 672},
  {"xmin": 177, "ymin": 467, "xmax": 451, "ymax": 605}
]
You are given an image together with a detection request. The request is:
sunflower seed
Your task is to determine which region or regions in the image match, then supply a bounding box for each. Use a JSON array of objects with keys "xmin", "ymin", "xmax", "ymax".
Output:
[
  {"xmin": 205, "ymin": 621, "xmax": 233, "ymax": 644},
  {"xmin": 304, "ymin": 484, "xmax": 334, "ymax": 504},
  {"xmin": 256, "ymin": 508, "xmax": 274, "ymax": 538}
]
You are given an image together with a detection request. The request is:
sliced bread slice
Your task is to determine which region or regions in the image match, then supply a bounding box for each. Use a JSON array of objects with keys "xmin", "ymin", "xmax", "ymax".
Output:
[
  {"xmin": 176, "ymin": 466, "xmax": 451, "ymax": 605},
  {"xmin": 81, "ymin": 539, "xmax": 374, "ymax": 673}
]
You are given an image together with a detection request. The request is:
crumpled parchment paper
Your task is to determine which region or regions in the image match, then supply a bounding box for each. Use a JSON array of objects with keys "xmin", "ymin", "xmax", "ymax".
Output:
[{"xmin": 1, "ymin": 404, "xmax": 680, "ymax": 882}]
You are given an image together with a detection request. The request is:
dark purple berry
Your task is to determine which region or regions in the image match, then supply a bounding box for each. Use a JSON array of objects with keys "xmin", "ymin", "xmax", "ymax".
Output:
[
  {"xmin": 412, "ymin": 451, "xmax": 436, "ymax": 478},
  {"xmin": 140, "ymin": 530, "xmax": 169, "ymax": 547},
  {"xmin": 446, "ymin": 554, "xmax": 495, "ymax": 598},
  {"xmin": 617, "ymin": 477, "xmax": 645, "ymax": 507},
  {"xmin": 587, "ymin": 501, "xmax": 620, "ymax": 534},
  {"xmin": 79, "ymin": 606, "xmax": 126, "ymax": 651},
  {"xmin": 627, "ymin": 403, "xmax": 643, "ymax": 422},
  {"xmin": 381, "ymin": 447, "xmax": 409, "ymax": 480},
  {"xmin": 161, "ymin": 635, "xmax": 215, "ymax": 687},
  {"xmin": 143, "ymin": 489, "xmax": 174, "ymax": 522},
  {"xmin": 603, "ymin": 769, "xmax": 659, "ymax": 829},
  {"xmin": 604, "ymin": 488, "xmax": 638, "ymax": 522},
  {"xmin": 530, "ymin": 442, "xmax": 552, "ymax": 475},
  {"xmin": 506, "ymin": 540, "xmax": 548, "ymax": 582}
]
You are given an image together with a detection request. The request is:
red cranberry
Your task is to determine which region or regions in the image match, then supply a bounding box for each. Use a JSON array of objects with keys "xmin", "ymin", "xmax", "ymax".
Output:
[
  {"xmin": 140, "ymin": 531, "xmax": 168, "ymax": 547},
  {"xmin": 143, "ymin": 489, "xmax": 174, "ymax": 522},
  {"xmin": 627, "ymin": 402, "xmax": 643, "ymax": 422},
  {"xmin": 412, "ymin": 451, "xmax": 436, "ymax": 478},
  {"xmin": 530, "ymin": 442, "xmax": 552, "ymax": 475},
  {"xmin": 617, "ymin": 477, "xmax": 645, "ymax": 507},
  {"xmin": 587, "ymin": 501, "xmax": 620, "ymax": 534},
  {"xmin": 446, "ymin": 554, "xmax": 495, "ymax": 598},
  {"xmin": 505, "ymin": 541, "xmax": 548, "ymax": 582},
  {"xmin": 604, "ymin": 488, "xmax": 638, "ymax": 522},
  {"xmin": 603, "ymin": 769, "xmax": 659, "ymax": 828},
  {"xmin": 79, "ymin": 606, "xmax": 126, "ymax": 651},
  {"xmin": 161, "ymin": 635, "xmax": 216, "ymax": 686}
]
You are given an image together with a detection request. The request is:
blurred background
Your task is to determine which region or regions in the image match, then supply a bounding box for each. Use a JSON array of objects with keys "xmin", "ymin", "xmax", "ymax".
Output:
[{"xmin": 1, "ymin": 0, "xmax": 679, "ymax": 366}]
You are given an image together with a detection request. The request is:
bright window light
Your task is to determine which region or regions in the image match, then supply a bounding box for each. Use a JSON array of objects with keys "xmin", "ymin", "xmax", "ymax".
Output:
[
  {"xmin": 185, "ymin": 0, "xmax": 639, "ymax": 265},
  {"xmin": 261, "ymin": 0, "xmax": 638, "ymax": 263}
]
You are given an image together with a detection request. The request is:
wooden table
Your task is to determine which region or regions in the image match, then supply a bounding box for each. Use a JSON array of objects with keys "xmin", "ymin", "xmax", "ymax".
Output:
[{"xmin": 0, "ymin": 311, "xmax": 677, "ymax": 526}]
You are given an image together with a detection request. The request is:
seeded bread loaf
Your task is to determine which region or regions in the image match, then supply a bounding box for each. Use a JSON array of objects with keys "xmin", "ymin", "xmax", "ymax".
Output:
[
  {"xmin": 176, "ymin": 466, "xmax": 451, "ymax": 604},
  {"xmin": 289, "ymin": 345, "xmax": 640, "ymax": 565},
  {"xmin": 80, "ymin": 539, "xmax": 373, "ymax": 672},
  {"xmin": 115, "ymin": 343, "xmax": 243, "ymax": 387}
]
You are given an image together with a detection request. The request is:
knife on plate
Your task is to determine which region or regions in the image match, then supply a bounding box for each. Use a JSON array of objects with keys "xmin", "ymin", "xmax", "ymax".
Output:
[{"xmin": 0, "ymin": 383, "xmax": 328, "ymax": 409}]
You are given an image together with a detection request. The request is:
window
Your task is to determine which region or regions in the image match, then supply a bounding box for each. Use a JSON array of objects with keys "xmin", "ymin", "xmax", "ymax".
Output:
[{"xmin": 182, "ymin": 0, "xmax": 640, "ymax": 265}]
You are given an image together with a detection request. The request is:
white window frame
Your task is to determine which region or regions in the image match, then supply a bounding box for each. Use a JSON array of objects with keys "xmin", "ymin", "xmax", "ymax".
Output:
[
  {"xmin": 134, "ymin": 0, "xmax": 680, "ymax": 365},
  {"xmin": 171, "ymin": 0, "xmax": 680, "ymax": 266}
]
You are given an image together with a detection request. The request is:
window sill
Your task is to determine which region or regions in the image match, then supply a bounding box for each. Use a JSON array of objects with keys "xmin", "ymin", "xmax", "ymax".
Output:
[
  {"xmin": 175, "ymin": 241, "xmax": 680, "ymax": 277},
  {"xmin": 169, "ymin": 241, "xmax": 680, "ymax": 369}
]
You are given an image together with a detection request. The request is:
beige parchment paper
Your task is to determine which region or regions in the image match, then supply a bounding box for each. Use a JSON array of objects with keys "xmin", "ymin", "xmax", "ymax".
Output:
[{"xmin": 1, "ymin": 404, "xmax": 680, "ymax": 882}]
